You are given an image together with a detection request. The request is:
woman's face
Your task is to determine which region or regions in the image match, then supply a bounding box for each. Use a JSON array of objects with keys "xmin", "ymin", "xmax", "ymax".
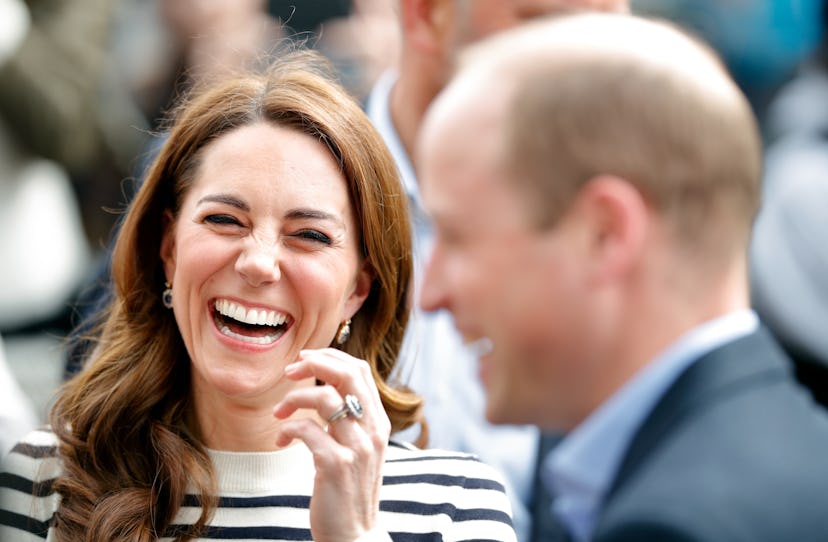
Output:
[{"xmin": 160, "ymin": 121, "xmax": 371, "ymax": 402}]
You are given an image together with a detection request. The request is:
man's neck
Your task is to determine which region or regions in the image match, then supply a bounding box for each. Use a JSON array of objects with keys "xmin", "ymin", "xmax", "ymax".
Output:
[
  {"xmin": 391, "ymin": 58, "xmax": 445, "ymax": 169},
  {"xmin": 576, "ymin": 262, "xmax": 752, "ymax": 427}
]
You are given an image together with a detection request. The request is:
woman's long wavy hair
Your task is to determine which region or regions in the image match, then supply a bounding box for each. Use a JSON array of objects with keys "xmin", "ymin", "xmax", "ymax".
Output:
[{"xmin": 49, "ymin": 49, "xmax": 421, "ymax": 541}]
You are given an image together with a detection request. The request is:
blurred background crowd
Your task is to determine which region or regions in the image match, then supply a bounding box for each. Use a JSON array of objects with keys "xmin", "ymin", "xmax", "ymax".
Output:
[{"xmin": 1, "ymin": 0, "xmax": 826, "ymax": 452}]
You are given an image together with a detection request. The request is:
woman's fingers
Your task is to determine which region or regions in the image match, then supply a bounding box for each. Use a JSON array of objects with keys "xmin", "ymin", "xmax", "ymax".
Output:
[
  {"xmin": 273, "ymin": 348, "xmax": 390, "ymax": 541},
  {"xmin": 274, "ymin": 415, "xmax": 374, "ymax": 470},
  {"xmin": 273, "ymin": 385, "xmax": 376, "ymax": 449},
  {"xmin": 287, "ymin": 349, "xmax": 375, "ymax": 395},
  {"xmin": 273, "ymin": 384, "xmax": 345, "ymax": 421},
  {"xmin": 282, "ymin": 349, "xmax": 390, "ymax": 436},
  {"xmin": 273, "ymin": 347, "xmax": 391, "ymax": 449},
  {"xmin": 274, "ymin": 416, "xmax": 327, "ymax": 448},
  {"xmin": 285, "ymin": 414, "xmax": 380, "ymax": 542}
]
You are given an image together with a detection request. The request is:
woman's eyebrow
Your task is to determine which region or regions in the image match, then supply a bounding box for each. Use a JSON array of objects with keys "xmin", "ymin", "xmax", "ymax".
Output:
[
  {"xmin": 196, "ymin": 193, "xmax": 250, "ymax": 211},
  {"xmin": 286, "ymin": 208, "xmax": 344, "ymax": 227},
  {"xmin": 194, "ymin": 198, "xmax": 345, "ymax": 228}
]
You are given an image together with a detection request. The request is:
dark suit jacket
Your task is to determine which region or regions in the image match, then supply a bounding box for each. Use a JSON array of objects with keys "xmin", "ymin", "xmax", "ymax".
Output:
[{"xmin": 593, "ymin": 327, "xmax": 828, "ymax": 542}]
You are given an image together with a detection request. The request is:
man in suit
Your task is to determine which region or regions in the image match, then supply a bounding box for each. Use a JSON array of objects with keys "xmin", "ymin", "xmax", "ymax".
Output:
[
  {"xmin": 366, "ymin": 2, "xmax": 628, "ymax": 539},
  {"xmin": 418, "ymin": 11, "xmax": 828, "ymax": 541}
]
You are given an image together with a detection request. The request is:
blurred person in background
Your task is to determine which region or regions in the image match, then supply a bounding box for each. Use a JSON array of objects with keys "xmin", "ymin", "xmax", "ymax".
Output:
[
  {"xmin": 365, "ymin": 1, "xmax": 629, "ymax": 539},
  {"xmin": 111, "ymin": 0, "xmax": 284, "ymax": 185},
  {"xmin": 0, "ymin": 0, "xmax": 41, "ymax": 442},
  {"xmin": 418, "ymin": 11, "xmax": 828, "ymax": 541},
  {"xmin": 1, "ymin": 51, "xmax": 516, "ymax": 542},
  {"xmin": 1, "ymin": 0, "xmax": 152, "ymax": 266},
  {"xmin": 0, "ymin": 0, "xmax": 111, "ymax": 335},
  {"xmin": 119, "ymin": 0, "xmax": 380, "ymax": 142},
  {"xmin": 308, "ymin": 0, "xmax": 402, "ymax": 101},
  {"xmin": 750, "ymin": 1, "xmax": 828, "ymax": 406}
]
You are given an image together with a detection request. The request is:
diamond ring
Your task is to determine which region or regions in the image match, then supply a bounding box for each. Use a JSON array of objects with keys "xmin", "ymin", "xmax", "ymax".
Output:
[{"xmin": 326, "ymin": 394, "xmax": 364, "ymax": 424}]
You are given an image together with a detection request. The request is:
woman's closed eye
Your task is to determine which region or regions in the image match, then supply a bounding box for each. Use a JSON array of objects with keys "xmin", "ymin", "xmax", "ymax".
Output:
[
  {"xmin": 204, "ymin": 214, "xmax": 243, "ymax": 227},
  {"xmin": 293, "ymin": 229, "xmax": 332, "ymax": 245},
  {"xmin": 202, "ymin": 213, "xmax": 333, "ymax": 245}
]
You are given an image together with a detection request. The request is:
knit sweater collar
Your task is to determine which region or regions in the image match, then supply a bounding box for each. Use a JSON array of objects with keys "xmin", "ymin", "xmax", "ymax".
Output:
[{"xmin": 206, "ymin": 442, "xmax": 315, "ymax": 494}]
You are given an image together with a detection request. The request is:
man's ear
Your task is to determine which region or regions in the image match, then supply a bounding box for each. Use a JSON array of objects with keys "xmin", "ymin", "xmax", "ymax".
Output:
[
  {"xmin": 343, "ymin": 260, "xmax": 374, "ymax": 320},
  {"xmin": 573, "ymin": 175, "xmax": 649, "ymax": 285},
  {"xmin": 400, "ymin": 0, "xmax": 455, "ymax": 54},
  {"xmin": 159, "ymin": 209, "xmax": 177, "ymax": 283}
]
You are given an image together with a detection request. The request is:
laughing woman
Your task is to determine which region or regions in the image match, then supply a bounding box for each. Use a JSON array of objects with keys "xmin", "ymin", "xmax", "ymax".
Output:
[{"xmin": 0, "ymin": 50, "xmax": 516, "ymax": 542}]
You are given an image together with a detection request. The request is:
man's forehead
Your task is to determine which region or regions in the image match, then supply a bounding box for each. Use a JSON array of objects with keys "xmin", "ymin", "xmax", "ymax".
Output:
[
  {"xmin": 419, "ymin": 85, "xmax": 516, "ymax": 207},
  {"xmin": 421, "ymin": 67, "xmax": 511, "ymax": 150}
]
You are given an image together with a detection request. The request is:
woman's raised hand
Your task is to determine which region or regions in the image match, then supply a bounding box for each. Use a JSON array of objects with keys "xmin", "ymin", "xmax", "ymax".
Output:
[{"xmin": 273, "ymin": 348, "xmax": 391, "ymax": 542}]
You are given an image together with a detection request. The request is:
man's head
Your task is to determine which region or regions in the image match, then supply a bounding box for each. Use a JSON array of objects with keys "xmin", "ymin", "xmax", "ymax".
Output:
[
  {"xmin": 418, "ymin": 12, "xmax": 762, "ymax": 430},
  {"xmin": 399, "ymin": 0, "xmax": 629, "ymax": 82},
  {"xmin": 391, "ymin": 0, "xmax": 629, "ymax": 155}
]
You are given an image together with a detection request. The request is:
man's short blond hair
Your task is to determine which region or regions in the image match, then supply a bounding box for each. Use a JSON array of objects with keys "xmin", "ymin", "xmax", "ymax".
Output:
[{"xmin": 462, "ymin": 12, "xmax": 762, "ymax": 260}]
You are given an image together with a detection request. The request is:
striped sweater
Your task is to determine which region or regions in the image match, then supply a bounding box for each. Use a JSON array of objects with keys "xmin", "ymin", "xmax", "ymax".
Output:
[{"xmin": 0, "ymin": 429, "xmax": 517, "ymax": 541}]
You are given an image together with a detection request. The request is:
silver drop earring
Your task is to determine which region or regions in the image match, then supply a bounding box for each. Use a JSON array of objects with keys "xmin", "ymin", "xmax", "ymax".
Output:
[
  {"xmin": 162, "ymin": 281, "xmax": 173, "ymax": 309},
  {"xmin": 336, "ymin": 319, "xmax": 352, "ymax": 344}
]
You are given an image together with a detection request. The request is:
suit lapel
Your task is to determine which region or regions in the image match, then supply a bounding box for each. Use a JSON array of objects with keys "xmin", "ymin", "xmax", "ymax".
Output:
[{"xmin": 605, "ymin": 327, "xmax": 791, "ymax": 502}]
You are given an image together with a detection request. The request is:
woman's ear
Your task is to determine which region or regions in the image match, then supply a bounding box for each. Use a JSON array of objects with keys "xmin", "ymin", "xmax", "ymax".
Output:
[
  {"xmin": 159, "ymin": 209, "xmax": 177, "ymax": 283},
  {"xmin": 343, "ymin": 260, "xmax": 374, "ymax": 320}
]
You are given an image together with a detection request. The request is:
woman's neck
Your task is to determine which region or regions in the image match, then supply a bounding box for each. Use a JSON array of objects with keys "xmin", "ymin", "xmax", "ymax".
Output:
[{"xmin": 190, "ymin": 378, "xmax": 323, "ymax": 452}]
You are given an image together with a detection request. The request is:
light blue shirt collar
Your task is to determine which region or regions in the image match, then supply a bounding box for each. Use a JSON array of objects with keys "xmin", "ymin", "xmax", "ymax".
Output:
[
  {"xmin": 365, "ymin": 70, "xmax": 421, "ymax": 211},
  {"xmin": 544, "ymin": 309, "xmax": 760, "ymax": 542}
]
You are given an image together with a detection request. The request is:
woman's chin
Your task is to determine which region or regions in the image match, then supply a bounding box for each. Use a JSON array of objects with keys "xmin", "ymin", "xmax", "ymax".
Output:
[{"xmin": 194, "ymin": 365, "xmax": 289, "ymax": 404}]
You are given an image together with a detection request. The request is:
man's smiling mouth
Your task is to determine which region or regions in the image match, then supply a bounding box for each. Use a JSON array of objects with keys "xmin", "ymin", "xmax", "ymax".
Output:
[{"xmin": 212, "ymin": 299, "xmax": 292, "ymax": 345}]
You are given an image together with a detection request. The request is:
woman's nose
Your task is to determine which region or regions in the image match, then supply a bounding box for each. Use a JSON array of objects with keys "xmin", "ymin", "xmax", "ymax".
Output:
[{"xmin": 235, "ymin": 237, "xmax": 281, "ymax": 287}]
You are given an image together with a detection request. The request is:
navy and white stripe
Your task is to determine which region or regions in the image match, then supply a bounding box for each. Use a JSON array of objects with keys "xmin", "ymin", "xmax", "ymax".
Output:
[{"xmin": 1, "ymin": 430, "xmax": 516, "ymax": 541}]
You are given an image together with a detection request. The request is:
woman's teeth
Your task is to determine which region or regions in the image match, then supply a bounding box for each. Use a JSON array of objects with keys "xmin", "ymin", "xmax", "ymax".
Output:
[
  {"xmin": 215, "ymin": 299, "xmax": 287, "ymax": 326},
  {"xmin": 213, "ymin": 299, "xmax": 289, "ymax": 345},
  {"xmin": 218, "ymin": 325, "xmax": 279, "ymax": 345}
]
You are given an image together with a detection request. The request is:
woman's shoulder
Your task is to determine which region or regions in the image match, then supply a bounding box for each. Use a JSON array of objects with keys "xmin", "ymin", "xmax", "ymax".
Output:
[
  {"xmin": 2, "ymin": 426, "xmax": 61, "ymax": 491},
  {"xmin": 8, "ymin": 426, "xmax": 58, "ymax": 448},
  {"xmin": 2, "ymin": 426, "xmax": 60, "ymax": 475},
  {"xmin": 386, "ymin": 439, "xmax": 480, "ymax": 461},
  {"xmin": 379, "ymin": 440, "xmax": 517, "ymax": 541},
  {"xmin": 1, "ymin": 427, "xmax": 61, "ymax": 539},
  {"xmin": 384, "ymin": 439, "xmax": 508, "ymax": 489}
]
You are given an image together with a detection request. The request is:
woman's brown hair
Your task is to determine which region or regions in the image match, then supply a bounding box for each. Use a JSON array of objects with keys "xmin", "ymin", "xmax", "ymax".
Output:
[{"xmin": 50, "ymin": 49, "xmax": 421, "ymax": 541}]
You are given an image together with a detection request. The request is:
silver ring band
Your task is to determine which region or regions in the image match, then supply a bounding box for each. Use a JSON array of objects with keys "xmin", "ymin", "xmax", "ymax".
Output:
[{"xmin": 327, "ymin": 394, "xmax": 364, "ymax": 424}]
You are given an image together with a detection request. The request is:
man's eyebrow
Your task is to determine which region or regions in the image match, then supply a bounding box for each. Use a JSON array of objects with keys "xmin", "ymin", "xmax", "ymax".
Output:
[
  {"xmin": 286, "ymin": 208, "xmax": 344, "ymax": 226},
  {"xmin": 196, "ymin": 194, "xmax": 250, "ymax": 211}
]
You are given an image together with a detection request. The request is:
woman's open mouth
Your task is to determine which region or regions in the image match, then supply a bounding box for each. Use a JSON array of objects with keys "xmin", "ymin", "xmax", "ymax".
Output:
[{"xmin": 212, "ymin": 298, "xmax": 292, "ymax": 346}]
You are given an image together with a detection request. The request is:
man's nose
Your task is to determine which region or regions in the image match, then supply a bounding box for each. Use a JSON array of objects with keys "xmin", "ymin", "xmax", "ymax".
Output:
[{"xmin": 419, "ymin": 247, "xmax": 448, "ymax": 313}]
